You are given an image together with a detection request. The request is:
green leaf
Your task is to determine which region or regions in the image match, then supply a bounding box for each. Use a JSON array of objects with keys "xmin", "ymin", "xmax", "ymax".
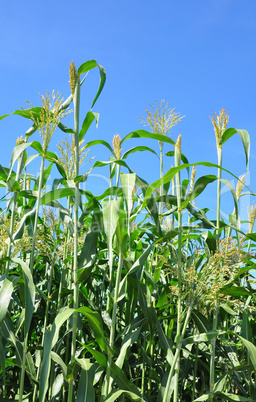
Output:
[
  {"xmin": 8, "ymin": 142, "xmax": 31, "ymax": 179},
  {"xmin": 241, "ymin": 312, "xmax": 252, "ymax": 342},
  {"xmin": 183, "ymin": 175, "xmax": 216, "ymax": 208},
  {"xmin": 39, "ymin": 308, "xmax": 75, "ymax": 402},
  {"xmin": 0, "ymin": 340, "xmax": 6, "ymax": 382},
  {"xmin": 105, "ymin": 390, "xmax": 141, "ymax": 402},
  {"xmin": 219, "ymin": 303, "xmax": 237, "ymax": 316},
  {"xmin": 84, "ymin": 139, "xmax": 115, "ymax": 155},
  {"xmin": 77, "ymin": 230, "xmax": 98, "ymax": 282},
  {"xmin": 76, "ymin": 358, "xmax": 95, "ymax": 402},
  {"xmin": 0, "ymin": 315, "xmax": 23, "ymax": 366},
  {"xmin": 51, "ymin": 373, "xmax": 64, "ymax": 398},
  {"xmin": 50, "ymin": 351, "xmax": 67, "ymax": 377},
  {"xmin": 142, "ymin": 161, "xmax": 249, "ymax": 210},
  {"xmin": 76, "ymin": 307, "xmax": 106, "ymax": 352},
  {"xmin": 122, "ymin": 146, "xmax": 158, "ymax": 160},
  {"xmin": 12, "ymin": 207, "xmax": 36, "ymax": 242},
  {"xmin": 77, "ymin": 60, "xmax": 106, "ymax": 109},
  {"xmin": 40, "ymin": 188, "xmax": 76, "ymax": 205},
  {"xmin": 102, "ymin": 198, "xmax": 121, "ymax": 244},
  {"xmin": 0, "ymin": 278, "xmax": 14, "ymax": 327},
  {"xmin": 191, "ymin": 310, "xmax": 212, "ymax": 333},
  {"xmin": 121, "ymin": 130, "xmax": 176, "ymax": 146},
  {"xmin": 11, "ymin": 258, "xmax": 35, "ymax": 335},
  {"xmin": 237, "ymin": 335, "xmax": 256, "ymax": 370},
  {"xmin": 214, "ymin": 392, "xmax": 251, "ymax": 401},
  {"xmin": 120, "ymin": 173, "xmax": 136, "ymax": 217},
  {"xmin": 79, "ymin": 111, "xmax": 100, "ymax": 141},
  {"xmin": 85, "ymin": 345, "xmax": 143, "ymax": 398},
  {"xmin": 183, "ymin": 330, "xmax": 225, "ymax": 346},
  {"xmin": 219, "ymin": 128, "xmax": 250, "ymax": 170},
  {"xmin": 219, "ymin": 285, "xmax": 251, "ymax": 298},
  {"xmin": 6, "ymin": 177, "xmax": 20, "ymax": 193},
  {"xmin": 0, "ymin": 107, "xmax": 42, "ymax": 122}
]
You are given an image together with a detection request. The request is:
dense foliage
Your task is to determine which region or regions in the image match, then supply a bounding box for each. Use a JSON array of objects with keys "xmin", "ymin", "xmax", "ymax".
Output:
[{"xmin": 0, "ymin": 60, "xmax": 255, "ymax": 401}]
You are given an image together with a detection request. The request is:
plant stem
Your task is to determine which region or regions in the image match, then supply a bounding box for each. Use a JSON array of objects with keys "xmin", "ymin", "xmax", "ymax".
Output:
[
  {"xmin": 173, "ymin": 136, "xmax": 182, "ymax": 402},
  {"xmin": 19, "ymin": 333, "xmax": 29, "ymax": 402},
  {"xmin": 6, "ymin": 150, "xmax": 25, "ymax": 274},
  {"xmin": 209, "ymin": 297, "xmax": 218, "ymax": 400},
  {"xmin": 216, "ymin": 146, "xmax": 222, "ymax": 250},
  {"xmin": 68, "ymin": 72, "xmax": 80, "ymax": 402},
  {"xmin": 30, "ymin": 155, "xmax": 45, "ymax": 273},
  {"xmin": 163, "ymin": 305, "xmax": 192, "ymax": 402},
  {"xmin": 159, "ymin": 143, "xmax": 163, "ymax": 217},
  {"xmin": 106, "ymin": 228, "xmax": 123, "ymax": 396}
]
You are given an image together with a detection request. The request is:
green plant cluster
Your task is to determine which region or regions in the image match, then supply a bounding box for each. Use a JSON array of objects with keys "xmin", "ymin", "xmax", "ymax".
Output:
[{"xmin": 0, "ymin": 60, "xmax": 255, "ymax": 402}]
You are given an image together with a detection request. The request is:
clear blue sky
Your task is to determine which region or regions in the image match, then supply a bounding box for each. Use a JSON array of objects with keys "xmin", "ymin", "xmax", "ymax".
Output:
[{"xmin": 0, "ymin": 0, "xmax": 255, "ymax": 229}]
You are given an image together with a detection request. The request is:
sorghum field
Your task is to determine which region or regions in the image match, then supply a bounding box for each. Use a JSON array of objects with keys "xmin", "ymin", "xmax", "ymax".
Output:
[{"xmin": 0, "ymin": 60, "xmax": 255, "ymax": 402}]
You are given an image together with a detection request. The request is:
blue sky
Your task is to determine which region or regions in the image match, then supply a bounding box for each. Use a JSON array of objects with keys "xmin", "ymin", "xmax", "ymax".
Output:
[{"xmin": 0, "ymin": 0, "xmax": 255, "ymax": 229}]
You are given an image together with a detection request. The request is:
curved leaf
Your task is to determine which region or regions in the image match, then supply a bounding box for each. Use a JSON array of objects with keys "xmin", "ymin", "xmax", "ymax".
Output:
[
  {"xmin": 84, "ymin": 139, "xmax": 115, "ymax": 156},
  {"xmin": 77, "ymin": 60, "xmax": 106, "ymax": 109},
  {"xmin": 79, "ymin": 111, "xmax": 100, "ymax": 141},
  {"xmin": 11, "ymin": 258, "xmax": 35, "ymax": 335},
  {"xmin": 121, "ymin": 129, "xmax": 175, "ymax": 146},
  {"xmin": 219, "ymin": 128, "xmax": 250, "ymax": 170},
  {"xmin": 40, "ymin": 188, "xmax": 76, "ymax": 205},
  {"xmin": 122, "ymin": 146, "xmax": 158, "ymax": 160},
  {"xmin": 0, "ymin": 278, "xmax": 14, "ymax": 327}
]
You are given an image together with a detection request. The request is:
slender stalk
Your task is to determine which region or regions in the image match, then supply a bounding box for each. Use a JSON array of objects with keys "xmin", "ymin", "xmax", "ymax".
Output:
[
  {"xmin": 105, "ymin": 229, "xmax": 123, "ymax": 396},
  {"xmin": 173, "ymin": 135, "xmax": 182, "ymax": 402},
  {"xmin": 68, "ymin": 68, "xmax": 80, "ymax": 402},
  {"xmin": 216, "ymin": 146, "xmax": 222, "ymax": 250},
  {"xmin": 159, "ymin": 143, "xmax": 163, "ymax": 217},
  {"xmin": 6, "ymin": 148, "xmax": 25, "ymax": 274},
  {"xmin": 209, "ymin": 297, "xmax": 218, "ymax": 400},
  {"xmin": 19, "ymin": 333, "xmax": 29, "ymax": 402},
  {"xmin": 30, "ymin": 155, "xmax": 45, "ymax": 273},
  {"xmin": 163, "ymin": 305, "xmax": 192, "ymax": 402},
  {"xmin": 32, "ymin": 261, "xmax": 54, "ymax": 402}
]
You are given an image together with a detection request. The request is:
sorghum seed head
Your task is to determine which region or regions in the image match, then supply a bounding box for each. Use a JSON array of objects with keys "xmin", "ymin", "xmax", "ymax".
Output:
[{"xmin": 112, "ymin": 134, "xmax": 122, "ymax": 159}]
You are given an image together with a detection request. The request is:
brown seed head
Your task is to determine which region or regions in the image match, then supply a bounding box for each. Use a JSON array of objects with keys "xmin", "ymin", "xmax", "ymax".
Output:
[
  {"xmin": 16, "ymin": 136, "xmax": 25, "ymax": 146},
  {"xmin": 112, "ymin": 134, "xmax": 122, "ymax": 159},
  {"xmin": 210, "ymin": 108, "xmax": 229, "ymax": 148},
  {"xmin": 190, "ymin": 165, "xmax": 196, "ymax": 192},
  {"xmin": 248, "ymin": 205, "xmax": 256, "ymax": 233},
  {"xmin": 69, "ymin": 61, "xmax": 78, "ymax": 96},
  {"xmin": 236, "ymin": 174, "xmax": 246, "ymax": 199},
  {"xmin": 176, "ymin": 135, "xmax": 181, "ymax": 159}
]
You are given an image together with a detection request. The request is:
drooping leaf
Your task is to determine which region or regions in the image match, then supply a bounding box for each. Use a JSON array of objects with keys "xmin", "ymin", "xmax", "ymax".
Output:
[
  {"xmin": 11, "ymin": 258, "xmax": 35, "ymax": 335},
  {"xmin": 79, "ymin": 111, "xmax": 100, "ymax": 141},
  {"xmin": 0, "ymin": 278, "xmax": 14, "ymax": 327},
  {"xmin": 40, "ymin": 188, "xmax": 76, "ymax": 205},
  {"xmin": 122, "ymin": 146, "xmax": 158, "ymax": 160},
  {"xmin": 77, "ymin": 60, "xmax": 106, "ymax": 109},
  {"xmin": 39, "ymin": 308, "xmax": 75, "ymax": 402},
  {"xmin": 76, "ymin": 307, "xmax": 107, "ymax": 352},
  {"xmin": 219, "ymin": 127, "xmax": 250, "ymax": 170},
  {"xmin": 121, "ymin": 130, "xmax": 175, "ymax": 146}
]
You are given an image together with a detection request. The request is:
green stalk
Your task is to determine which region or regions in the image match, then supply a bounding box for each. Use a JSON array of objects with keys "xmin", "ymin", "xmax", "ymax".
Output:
[
  {"xmin": 216, "ymin": 146, "xmax": 222, "ymax": 250},
  {"xmin": 57, "ymin": 196, "xmax": 71, "ymax": 311},
  {"xmin": 6, "ymin": 148, "xmax": 25, "ymax": 274},
  {"xmin": 173, "ymin": 135, "xmax": 182, "ymax": 402},
  {"xmin": 30, "ymin": 155, "xmax": 45, "ymax": 273},
  {"xmin": 68, "ymin": 71, "xmax": 80, "ymax": 402},
  {"xmin": 159, "ymin": 142, "xmax": 163, "ymax": 217},
  {"xmin": 209, "ymin": 297, "xmax": 218, "ymax": 400},
  {"xmin": 105, "ymin": 228, "xmax": 123, "ymax": 396},
  {"xmin": 163, "ymin": 305, "xmax": 192, "ymax": 402},
  {"xmin": 32, "ymin": 261, "xmax": 54, "ymax": 402},
  {"xmin": 19, "ymin": 333, "xmax": 29, "ymax": 402}
]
